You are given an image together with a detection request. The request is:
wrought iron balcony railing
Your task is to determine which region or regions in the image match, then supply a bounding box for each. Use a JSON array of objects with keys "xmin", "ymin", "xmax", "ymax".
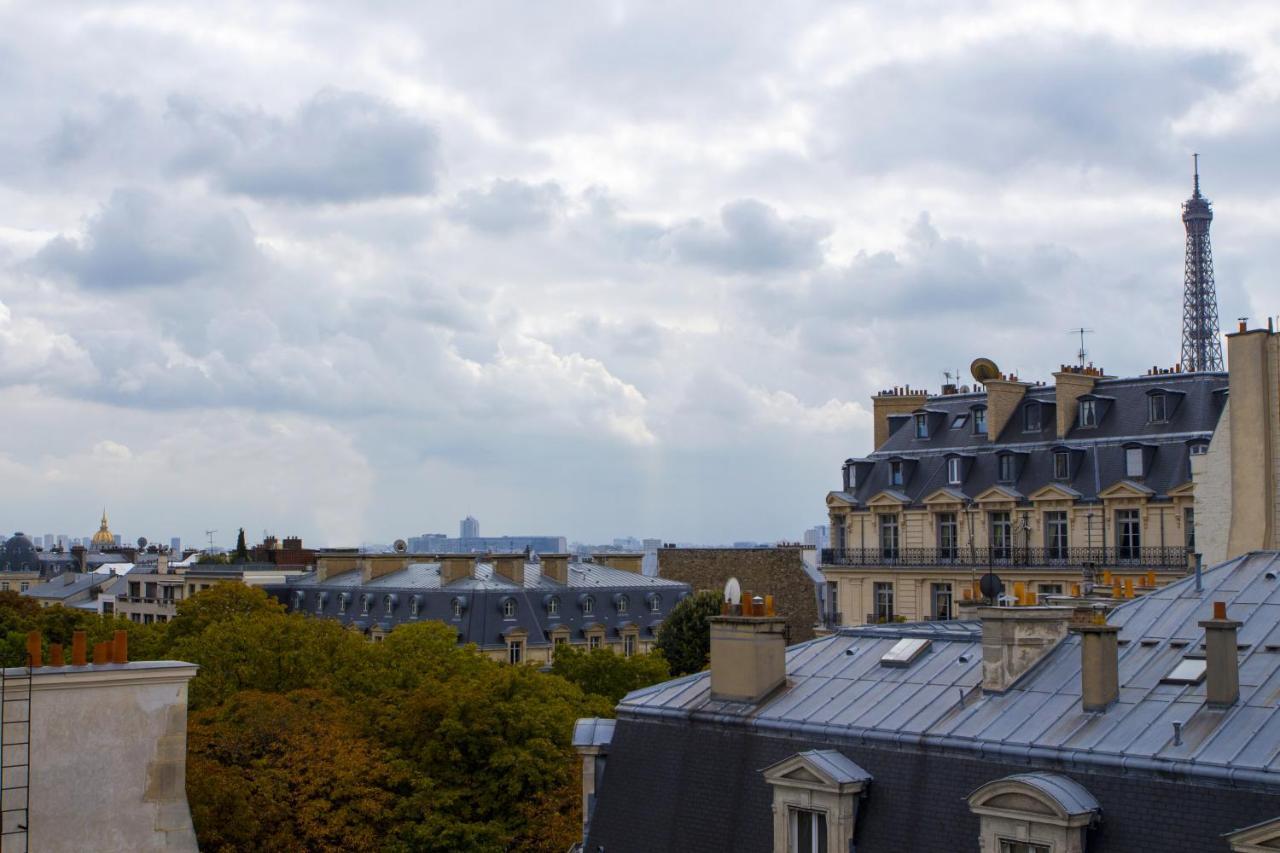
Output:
[{"xmin": 820, "ymin": 546, "xmax": 1189, "ymax": 571}]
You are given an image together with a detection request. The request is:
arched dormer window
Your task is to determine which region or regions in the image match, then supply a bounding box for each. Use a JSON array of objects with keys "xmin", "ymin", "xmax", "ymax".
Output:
[
  {"xmin": 647, "ymin": 593, "xmax": 662, "ymax": 613},
  {"xmin": 968, "ymin": 773, "xmax": 1100, "ymax": 853},
  {"xmin": 615, "ymin": 594, "xmax": 629, "ymax": 615},
  {"xmin": 360, "ymin": 594, "xmax": 371, "ymax": 616},
  {"xmin": 581, "ymin": 594, "xmax": 595, "ymax": 616},
  {"xmin": 501, "ymin": 597, "xmax": 517, "ymax": 619},
  {"xmin": 409, "ymin": 595, "xmax": 420, "ymax": 618}
]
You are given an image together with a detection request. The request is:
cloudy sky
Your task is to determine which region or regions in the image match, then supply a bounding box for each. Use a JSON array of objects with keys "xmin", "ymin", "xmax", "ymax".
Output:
[{"xmin": 1, "ymin": 1, "xmax": 1277, "ymax": 548}]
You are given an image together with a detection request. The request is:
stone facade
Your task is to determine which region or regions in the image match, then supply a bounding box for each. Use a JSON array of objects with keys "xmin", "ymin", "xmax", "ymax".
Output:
[{"xmin": 656, "ymin": 548, "xmax": 818, "ymax": 643}]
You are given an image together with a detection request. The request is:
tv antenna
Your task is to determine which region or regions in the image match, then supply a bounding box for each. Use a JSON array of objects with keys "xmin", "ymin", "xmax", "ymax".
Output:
[
  {"xmin": 205, "ymin": 529, "xmax": 217, "ymax": 550},
  {"xmin": 1068, "ymin": 328, "xmax": 1093, "ymax": 367}
]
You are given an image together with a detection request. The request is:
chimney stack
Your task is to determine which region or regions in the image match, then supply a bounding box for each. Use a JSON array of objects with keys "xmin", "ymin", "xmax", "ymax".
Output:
[
  {"xmin": 439, "ymin": 555, "xmax": 474, "ymax": 585},
  {"xmin": 493, "ymin": 554, "xmax": 526, "ymax": 586},
  {"xmin": 1076, "ymin": 615, "xmax": 1120, "ymax": 711},
  {"xmin": 871, "ymin": 388, "xmax": 929, "ymax": 449},
  {"xmin": 1052, "ymin": 369, "xmax": 1100, "ymax": 439},
  {"xmin": 982, "ymin": 377, "xmax": 1032, "ymax": 442},
  {"xmin": 979, "ymin": 607, "xmax": 1072, "ymax": 693},
  {"xmin": 709, "ymin": 595, "xmax": 787, "ymax": 703},
  {"xmin": 540, "ymin": 553, "xmax": 570, "ymax": 585},
  {"xmin": 1199, "ymin": 601, "xmax": 1242, "ymax": 707},
  {"xmin": 594, "ymin": 553, "xmax": 644, "ymax": 573}
]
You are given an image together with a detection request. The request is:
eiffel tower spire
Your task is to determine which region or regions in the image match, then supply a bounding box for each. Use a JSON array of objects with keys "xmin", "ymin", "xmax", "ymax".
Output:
[{"xmin": 1179, "ymin": 154, "xmax": 1224, "ymax": 372}]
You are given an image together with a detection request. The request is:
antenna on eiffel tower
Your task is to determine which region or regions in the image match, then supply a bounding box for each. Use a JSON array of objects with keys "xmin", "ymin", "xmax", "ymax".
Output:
[
  {"xmin": 1068, "ymin": 328, "xmax": 1093, "ymax": 367},
  {"xmin": 1179, "ymin": 154, "xmax": 1224, "ymax": 372}
]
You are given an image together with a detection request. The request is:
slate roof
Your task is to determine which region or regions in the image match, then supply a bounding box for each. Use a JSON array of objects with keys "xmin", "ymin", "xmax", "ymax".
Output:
[
  {"xmin": 618, "ymin": 551, "xmax": 1280, "ymax": 788},
  {"xmin": 839, "ymin": 371, "xmax": 1225, "ymax": 506},
  {"xmin": 286, "ymin": 560, "xmax": 684, "ymax": 592}
]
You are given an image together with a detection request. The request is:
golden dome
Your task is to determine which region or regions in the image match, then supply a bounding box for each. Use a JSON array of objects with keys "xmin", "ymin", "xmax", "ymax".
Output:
[{"xmin": 90, "ymin": 509, "xmax": 115, "ymax": 549}]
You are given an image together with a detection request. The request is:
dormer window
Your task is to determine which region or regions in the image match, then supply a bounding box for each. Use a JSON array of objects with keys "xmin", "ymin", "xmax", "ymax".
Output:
[
  {"xmin": 1148, "ymin": 393, "xmax": 1168, "ymax": 423},
  {"xmin": 951, "ymin": 414, "xmax": 967, "ymax": 430},
  {"xmin": 914, "ymin": 413, "xmax": 929, "ymax": 439},
  {"xmin": 1023, "ymin": 402, "xmax": 1041, "ymax": 432},
  {"xmin": 1125, "ymin": 447, "xmax": 1145, "ymax": 478},
  {"xmin": 1078, "ymin": 399, "xmax": 1097, "ymax": 428},
  {"xmin": 947, "ymin": 457, "xmax": 962, "ymax": 485},
  {"xmin": 502, "ymin": 598, "xmax": 518, "ymax": 618},
  {"xmin": 582, "ymin": 595, "xmax": 595, "ymax": 616},
  {"xmin": 972, "ymin": 407, "xmax": 987, "ymax": 435},
  {"xmin": 844, "ymin": 462, "xmax": 857, "ymax": 490},
  {"xmin": 997, "ymin": 454, "xmax": 1016, "ymax": 483},
  {"xmin": 409, "ymin": 596, "xmax": 420, "ymax": 618},
  {"xmin": 616, "ymin": 595, "xmax": 629, "ymax": 614},
  {"xmin": 1190, "ymin": 442, "xmax": 1209, "ymax": 457},
  {"xmin": 890, "ymin": 461, "xmax": 904, "ymax": 487},
  {"xmin": 1053, "ymin": 451, "xmax": 1070, "ymax": 480},
  {"xmin": 361, "ymin": 594, "xmax": 371, "ymax": 616},
  {"xmin": 547, "ymin": 596, "xmax": 560, "ymax": 617}
]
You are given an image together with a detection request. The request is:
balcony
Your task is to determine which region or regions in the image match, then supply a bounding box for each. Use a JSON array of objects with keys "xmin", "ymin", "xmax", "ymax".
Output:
[{"xmin": 820, "ymin": 546, "xmax": 1189, "ymax": 571}]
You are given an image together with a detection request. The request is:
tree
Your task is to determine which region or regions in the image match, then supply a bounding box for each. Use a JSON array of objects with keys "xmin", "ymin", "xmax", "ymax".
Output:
[
  {"xmin": 549, "ymin": 645, "xmax": 670, "ymax": 705},
  {"xmin": 165, "ymin": 582, "xmax": 285, "ymax": 646},
  {"xmin": 655, "ymin": 590, "xmax": 723, "ymax": 676},
  {"xmin": 232, "ymin": 528, "xmax": 250, "ymax": 564}
]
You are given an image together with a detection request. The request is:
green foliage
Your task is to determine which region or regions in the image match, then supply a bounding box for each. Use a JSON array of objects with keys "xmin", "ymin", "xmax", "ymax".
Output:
[
  {"xmin": 165, "ymin": 582, "xmax": 284, "ymax": 645},
  {"xmin": 196, "ymin": 552, "xmax": 230, "ymax": 565},
  {"xmin": 550, "ymin": 644, "xmax": 670, "ymax": 705},
  {"xmin": 0, "ymin": 591, "xmax": 165, "ymax": 667},
  {"xmin": 232, "ymin": 528, "xmax": 249, "ymax": 564},
  {"xmin": 655, "ymin": 589, "xmax": 723, "ymax": 675}
]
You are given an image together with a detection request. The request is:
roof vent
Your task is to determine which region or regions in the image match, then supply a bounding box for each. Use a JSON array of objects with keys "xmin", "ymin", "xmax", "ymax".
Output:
[{"xmin": 881, "ymin": 637, "xmax": 931, "ymax": 667}]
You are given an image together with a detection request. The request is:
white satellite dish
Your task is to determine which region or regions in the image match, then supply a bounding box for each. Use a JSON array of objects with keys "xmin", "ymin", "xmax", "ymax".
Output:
[{"xmin": 723, "ymin": 577, "xmax": 742, "ymax": 606}]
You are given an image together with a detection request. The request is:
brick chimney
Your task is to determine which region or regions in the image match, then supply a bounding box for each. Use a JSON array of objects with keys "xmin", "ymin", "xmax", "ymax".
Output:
[
  {"xmin": 594, "ymin": 553, "xmax": 643, "ymax": 573},
  {"xmin": 540, "ymin": 553, "xmax": 571, "ymax": 585},
  {"xmin": 1052, "ymin": 366, "xmax": 1107, "ymax": 438},
  {"xmin": 979, "ymin": 606, "xmax": 1072, "ymax": 693},
  {"xmin": 871, "ymin": 387, "xmax": 929, "ymax": 449},
  {"xmin": 1200, "ymin": 601, "xmax": 1242, "ymax": 707},
  {"xmin": 709, "ymin": 595, "xmax": 787, "ymax": 703},
  {"xmin": 439, "ymin": 555, "xmax": 474, "ymax": 585},
  {"xmin": 983, "ymin": 377, "xmax": 1031, "ymax": 442},
  {"xmin": 361, "ymin": 554, "xmax": 409, "ymax": 583},
  {"xmin": 1076, "ymin": 615, "xmax": 1120, "ymax": 711},
  {"xmin": 493, "ymin": 554, "xmax": 526, "ymax": 585}
]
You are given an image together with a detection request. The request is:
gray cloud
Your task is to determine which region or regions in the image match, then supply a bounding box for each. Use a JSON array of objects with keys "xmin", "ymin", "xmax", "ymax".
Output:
[
  {"xmin": 447, "ymin": 179, "xmax": 566, "ymax": 235},
  {"xmin": 666, "ymin": 199, "xmax": 831, "ymax": 273},
  {"xmin": 171, "ymin": 89, "xmax": 441, "ymax": 203},
  {"xmin": 35, "ymin": 189, "xmax": 260, "ymax": 289}
]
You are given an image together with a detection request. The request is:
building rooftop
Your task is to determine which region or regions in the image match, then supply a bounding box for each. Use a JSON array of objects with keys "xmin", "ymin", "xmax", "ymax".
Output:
[
  {"xmin": 285, "ymin": 559, "xmax": 687, "ymax": 591},
  {"xmin": 619, "ymin": 551, "xmax": 1280, "ymax": 787}
]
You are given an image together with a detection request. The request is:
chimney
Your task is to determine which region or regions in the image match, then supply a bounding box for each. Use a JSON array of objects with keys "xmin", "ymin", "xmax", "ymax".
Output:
[
  {"xmin": 1052, "ymin": 369, "xmax": 1099, "ymax": 438},
  {"xmin": 493, "ymin": 554, "xmax": 526, "ymax": 585},
  {"xmin": 709, "ymin": 595, "xmax": 787, "ymax": 703},
  {"xmin": 439, "ymin": 555, "xmax": 474, "ymax": 585},
  {"xmin": 540, "ymin": 553, "xmax": 570, "ymax": 585},
  {"xmin": 361, "ymin": 554, "xmax": 409, "ymax": 583},
  {"xmin": 1076, "ymin": 614, "xmax": 1120, "ymax": 711},
  {"xmin": 1223, "ymin": 324, "xmax": 1278, "ymax": 557},
  {"xmin": 982, "ymin": 377, "xmax": 1032, "ymax": 442},
  {"xmin": 594, "ymin": 553, "xmax": 643, "ymax": 573},
  {"xmin": 871, "ymin": 388, "xmax": 929, "ymax": 449},
  {"xmin": 1199, "ymin": 601, "xmax": 1242, "ymax": 707},
  {"xmin": 979, "ymin": 606, "xmax": 1072, "ymax": 693}
]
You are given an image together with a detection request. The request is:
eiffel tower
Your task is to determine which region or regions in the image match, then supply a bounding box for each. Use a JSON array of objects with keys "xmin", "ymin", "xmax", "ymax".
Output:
[{"xmin": 1179, "ymin": 154, "xmax": 1225, "ymax": 372}]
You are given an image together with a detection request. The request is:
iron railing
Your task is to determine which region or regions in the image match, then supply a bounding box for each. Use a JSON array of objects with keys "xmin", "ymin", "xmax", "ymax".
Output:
[{"xmin": 821, "ymin": 546, "xmax": 1188, "ymax": 570}]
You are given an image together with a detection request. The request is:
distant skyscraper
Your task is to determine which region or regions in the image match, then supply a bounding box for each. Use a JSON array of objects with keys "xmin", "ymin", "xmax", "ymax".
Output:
[
  {"xmin": 170, "ymin": 537, "xmax": 182, "ymax": 554},
  {"xmin": 112, "ymin": 534, "xmax": 122, "ymax": 547},
  {"xmin": 804, "ymin": 525, "xmax": 830, "ymax": 551},
  {"xmin": 1180, "ymin": 155, "xmax": 1225, "ymax": 372},
  {"xmin": 460, "ymin": 516, "xmax": 480, "ymax": 540},
  {"xmin": 43, "ymin": 534, "xmax": 54, "ymax": 550}
]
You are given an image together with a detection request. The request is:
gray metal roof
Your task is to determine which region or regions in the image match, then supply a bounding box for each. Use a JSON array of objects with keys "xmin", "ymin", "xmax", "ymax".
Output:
[
  {"xmin": 22, "ymin": 573, "xmax": 120, "ymax": 600},
  {"xmin": 620, "ymin": 551, "xmax": 1280, "ymax": 788},
  {"xmin": 573, "ymin": 717, "xmax": 616, "ymax": 749},
  {"xmin": 970, "ymin": 772, "xmax": 1101, "ymax": 817},
  {"xmin": 790, "ymin": 749, "xmax": 872, "ymax": 784},
  {"xmin": 286, "ymin": 560, "xmax": 686, "ymax": 591}
]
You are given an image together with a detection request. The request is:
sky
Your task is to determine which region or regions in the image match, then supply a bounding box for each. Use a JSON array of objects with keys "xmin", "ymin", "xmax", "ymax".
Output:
[{"xmin": 1, "ymin": 1, "xmax": 1278, "ymax": 548}]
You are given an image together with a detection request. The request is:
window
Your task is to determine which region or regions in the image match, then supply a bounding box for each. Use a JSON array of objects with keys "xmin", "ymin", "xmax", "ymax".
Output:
[
  {"xmin": 294, "ymin": 591, "xmax": 305, "ymax": 610},
  {"xmin": 947, "ymin": 457, "xmax": 962, "ymax": 485},
  {"xmin": 1023, "ymin": 402, "xmax": 1041, "ymax": 432},
  {"xmin": 873, "ymin": 582, "xmax": 894, "ymax": 623},
  {"xmin": 361, "ymin": 595, "xmax": 371, "ymax": 616},
  {"xmin": 1037, "ymin": 583, "xmax": 1063, "ymax": 603},
  {"xmin": 336, "ymin": 591, "xmax": 347, "ymax": 614},
  {"xmin": 316, "ymin": 594, "xmax": 325, "ymax": 614},
  {"xmin": 547, "ymin": 596, "xmax": 560, "ymax": 617},
  {"xmin": 409, "ymin": 596, "xmax": 419, "ymax": 618},
  {"xmin": 648, "ymin": 594, "xmax": 661, "ymax": 613},
  {"xmin": 937, "ymin": 513, "xmax": 958, "ymax": 560},
  {"xmin": 931, "ymin": 583, "xmax": 953, "ymax": 621},
  {"xmin": 878, "ymin": 515, "xmax": 899, "ymax": 560},
  {"xmin": 789, "ymin": 808, "xmax": 827, "ymax": 853},
  {"xmin": 914, "ymin": 413, "xmax": 929, "ymax": 439},
  {"xmin": 973, "ymin": 407, "xmax": 987, "ymax": 435},
  {"xmin": 1053, "ymin": 450, "xmax": 1070, "ymax": 480},
  {"xmin": 588, "ymin": 634, "xmax": 601, "ymax": 650},
  {"xmin": 1148, "ymin": 393, "xmax": 1168, "ymax": 423},
  {"xmin": 582, "ymin": 596, "xmax": 595, "ymax": 616},
  {"xmin": 1190, "ymin": 442, "xmax": 1209, "ymax": 456},
  {"xmin": 1125, "ymin": 447, "xmax": 1144, "ymax": 478},
  {"xmin": 382, "ymin": 594, "xmax": 394, "ymax": 615},
  {"xmin": 1185, "ymin": 507, "xmax": 1196, "ymax": 550},
  {"xmin": 553, "ymin": 635, "xmax": 568, "ymax": 647},
  {"xmin": 502, "ymin": 598, "xmax": 518, "ymax": 618},
  {"xmin": 990, "ymin": 512, "xmax": 1012, "ymax": 560},
  {"xmin": 1117, "ymin": 508, "xmax": 1141, "ymax": 560},
  {"xmin": 507, "ymin": 639, "xmax": 523, "ymax": 665},
  {"xmin": 1000, "ymin": 843, "xmax": 1049, "ymax": 853},
  {"xmin": 1078, "ymin": 399, "xmax": 1097, "ymax": 427},
  {"xmin": 969, "ymin": 773, "xmax": 1099, "ymax": 853},
  {"xmin": 998, "ymin": 454, "xmax": 1016, "ymax": 483},
  {"xmin": 0, "ymin": 582, "xmax": 8, "ymax": 591},
  {"xmin": 844, "ymin": 463, "xmax": 857, "ymax": 490},
  {"xmin": 1045, "ymin": 511, "xmax": 1068, "ymax": 560},
  {"xmin": 889, "ymin": 461, "xmax": 904, "ymax": 487},
  {"xmin": 451, "ymin": 598, "xmax": 462, "ymax": 619},
  {"xmin": 951, "ymin": 414, "xmax": 968, "ymax": 430},
  {"xmin": 623, "ymin": 634, "xmax": 636, "ymax": 657},
  {"xmin": 616, "ymin": 595, "xmax": 629, "ymax": 614}
]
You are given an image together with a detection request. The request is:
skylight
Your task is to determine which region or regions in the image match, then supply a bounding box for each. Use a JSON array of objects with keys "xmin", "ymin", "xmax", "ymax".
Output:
[
  {"xmin": 881, "ymin": 637, "xmax": 931, "ymax": 667},
  {"xmin": 1161, "ymin": 657, "xmax": 1207, "ymax": 685}
]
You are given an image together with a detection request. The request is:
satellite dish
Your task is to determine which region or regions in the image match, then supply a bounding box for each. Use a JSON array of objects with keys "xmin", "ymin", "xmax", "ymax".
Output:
[
  {"xmin": 136, "ymin": 537, "xmax": 148, "ymax": 548},
  {"xmin": 970, "ymin": 357, "xmax": 1001, "ymax": 385},
  {"xmin": 723, "ymin": 577, "xmax": 742, "ymax": 606},
  {"xmin": 979, "ymin": 571, "xmax": 1004, "ymax": 601},
  {"xmin": 393, "ymin": 539, "xmax": 407, "ymax": 554}
]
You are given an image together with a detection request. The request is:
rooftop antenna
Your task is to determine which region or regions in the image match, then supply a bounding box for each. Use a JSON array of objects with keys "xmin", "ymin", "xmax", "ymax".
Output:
[
  {"xmin": 1068, "ymin": 328, "xmax": 1093, "ymax": 367},
  {"xmin": 205, "ymin": 529, "xmax": 217, "ymax": 550}
]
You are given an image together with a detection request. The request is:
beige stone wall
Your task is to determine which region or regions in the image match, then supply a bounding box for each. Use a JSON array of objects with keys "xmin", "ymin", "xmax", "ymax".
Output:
[
  {"xmin": 657, "ymin": 547, "xmax": 818, "ymax": 642},
  {"xmin": 1223, "ymin": 328, "xmax": 1280, "ymax": 557},
  {"xmin": 1194, "ymin": 398, "xmax": 1232, "ymax": 566},
  {"xmin": 983, "ymin": 379, "xmax": 1030, "ymax": 441},
  {"xmin": 1051, "ymin": 371, "xmax": 1099, "ymax": 438},
  {"xmin": 871, "ymin": 391, "xmax": 928, "ymax": 449}
]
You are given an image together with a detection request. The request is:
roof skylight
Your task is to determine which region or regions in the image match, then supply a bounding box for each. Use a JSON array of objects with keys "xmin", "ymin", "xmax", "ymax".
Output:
[
  {"xmin": 1161, "ymin": 657, "xmax": 1207, "ymax": 685},
  {"xmin": 881, "ymin": 637, "xmax": 931, "ymax": 667}
]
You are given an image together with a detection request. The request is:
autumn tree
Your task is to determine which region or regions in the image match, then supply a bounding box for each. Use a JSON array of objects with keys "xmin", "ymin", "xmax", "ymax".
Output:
[
  {"xmin": 165, "ymin": 582, "xmax": 285, "ymax": 645},
  {"xmin": 549, "ymin": 644, "xmax": 670, "ymax": 705},
  {"xmin": 655, "ymin": 589, "xmax": 723, "ymax": 675}
]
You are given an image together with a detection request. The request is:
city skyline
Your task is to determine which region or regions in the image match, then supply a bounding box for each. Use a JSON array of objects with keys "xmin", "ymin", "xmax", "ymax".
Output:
[{"xmin": 2, "ymin": 3, "xmax": 1279, "ymax": 545}]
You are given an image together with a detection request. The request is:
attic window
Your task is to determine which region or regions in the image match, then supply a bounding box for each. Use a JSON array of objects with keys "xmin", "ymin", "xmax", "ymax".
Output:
[
  {"xmin": 972, "ymin": 407, "xmax": 987, "ymax": 435},
  {"xmin": 881, "ymin": 637, "xmax": 931, "ymax": 667},
  {"xmin": 1190, "ymin": 443, "xmax": 1209, "ymax": 457},
  {"xmin": 915, "ymin": 413, "xmax": 930, "ymax": 439},
  {"xmin": 1023, "ymin": 402, "xmax": 1041, "ymax": 432},
  {"xmin": 997, "ymin": 454, "xmax": 1016, "ymax": 483},
  {"xmin": 1148, "ymin": 393, "xmax": 1168, "ymax": 423},
  {"xmin": 890, "ymin": 461, "xmax": 904, "ymax": 487},
  {"xmin": 951, "ymin": 414, "xmax": 968, "ymax": 430},
  {"xmin": 1078, "ymin": 399, "xmax": 1098, "ymax": 428},
  {"xmin": 1161, "ymin": 657, "xmax": 1207, "ymax": 685},
  {"xmin": 947, "ymin": 457, "xmax": 962, "ymax": 485},
  {"xmin": 1125, "ymin": 447, "xmax": 1145, "ymax": 478},
  {"xmin": 1053, "ymin": 451, "xmax": 1070, "ymax": 480}
]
